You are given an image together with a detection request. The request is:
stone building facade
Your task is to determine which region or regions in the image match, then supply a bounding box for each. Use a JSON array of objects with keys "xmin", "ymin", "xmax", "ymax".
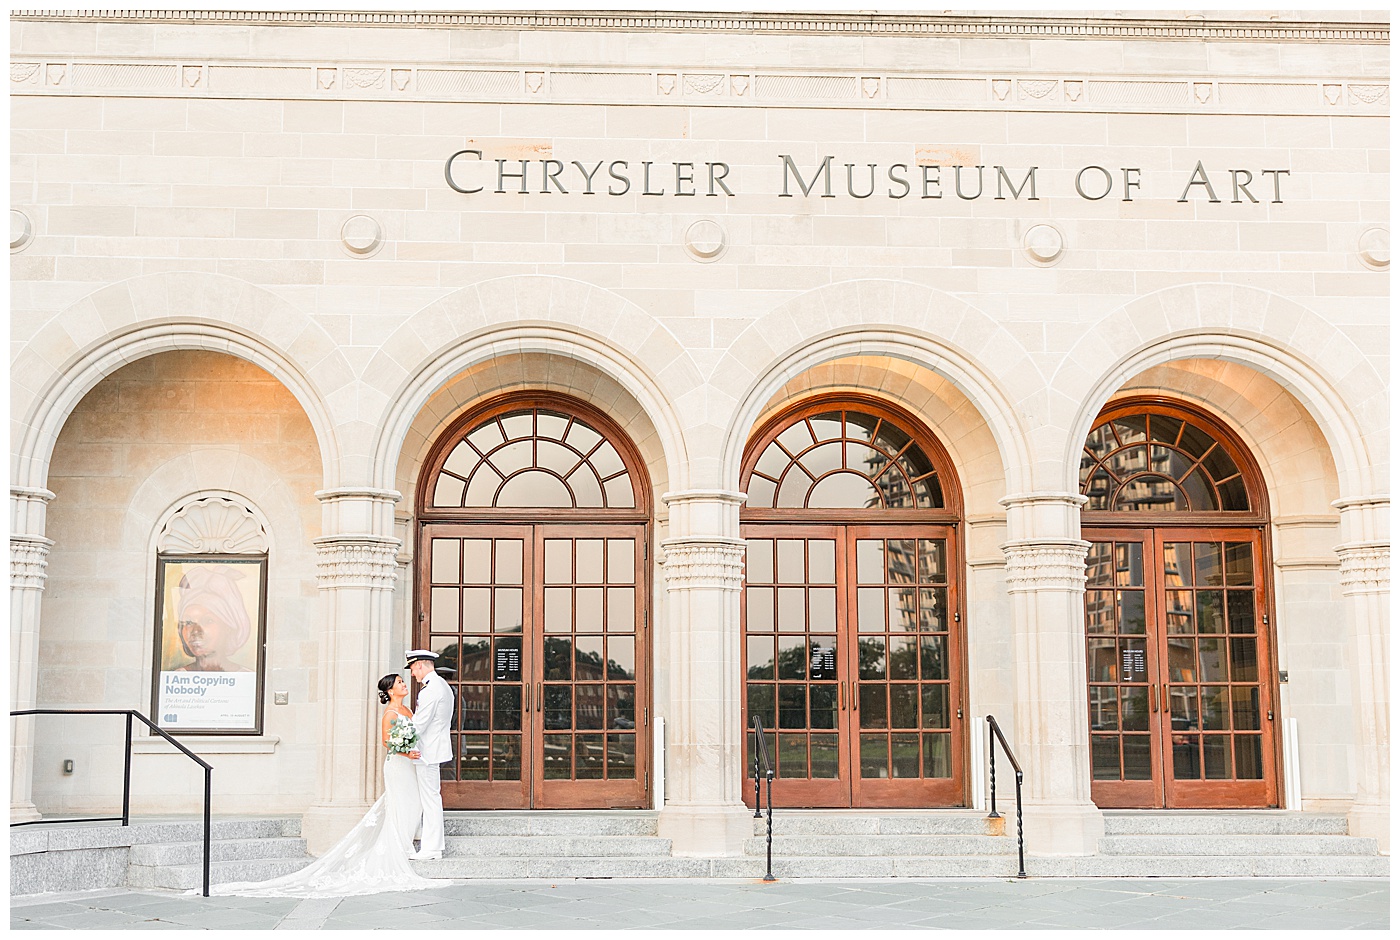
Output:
[{"xmin": 9, "ymin": 10, "xmax": 1389, "ymax": 858}]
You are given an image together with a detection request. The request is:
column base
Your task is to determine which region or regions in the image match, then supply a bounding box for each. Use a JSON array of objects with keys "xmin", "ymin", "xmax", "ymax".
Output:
[
  {"xmin": 657, "ymin": 802, "xmax": 753, "ymax": 857},
  {"xmin": 10, "ymin": 800, "xmax": 41, "ymax": 824},
  {"xmin": 1348, "ymin": 801, "xmax": 1390, "ymax": 855},
  {"xmin": 301, "ymin": 801, "xmax": 373, "ymax": 855},
  {"xmin": 1021, "ymin": 800, "xmax": 1104, "ymax": 856}
]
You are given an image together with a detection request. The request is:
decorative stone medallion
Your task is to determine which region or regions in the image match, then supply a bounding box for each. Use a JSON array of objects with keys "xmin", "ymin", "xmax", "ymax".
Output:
[
  {"xmin": 684, "ymin": 219, "xmax": 726, "ymax": 263},
  {"xmin": 1358, "ymin": 227, "xmax": 1389, "ymax": 269},
  {"xmin": 1022, "ymin": 223, "xmax": 1065, "ymax": 266},
  {"xmin": 11, "ymin": 209, "xmax": 33, "ymax": 253},
  {"xmin": 340, "ymin": 214, "xmax": 384, "ymax": 258}
]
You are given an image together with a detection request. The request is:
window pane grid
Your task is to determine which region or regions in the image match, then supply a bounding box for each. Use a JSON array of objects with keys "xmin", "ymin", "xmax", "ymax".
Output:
[
  {"xmin": 853, "ymin": 538, "xmax": 952, "ymax": 780},
  {"xmin": 431, "ymin": 407, "xmax": 636, "ymax": 509},
  {"xmin": 744, "ymin": 409, "xmax": 944, "ymax": 510},
  {"xmin": 1081, "ymin": 412, "xmax": 1250, "ymax": 512},
  {"xmin": 1087, "ymin": 540, "xmax": 1152, "ymax": 782},
  {"xmin": 542, "ymin": 537, "xmax": 638, "ymax": 781},
  {"xmin": 1165, "ymin": 540, "xmax": 1263, "ymax": 781}
]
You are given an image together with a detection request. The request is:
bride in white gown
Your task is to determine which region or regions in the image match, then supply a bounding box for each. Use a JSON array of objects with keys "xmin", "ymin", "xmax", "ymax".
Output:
[{"xmin": 211, "ymin": 674, "xmax": 442, "ymax": 897}]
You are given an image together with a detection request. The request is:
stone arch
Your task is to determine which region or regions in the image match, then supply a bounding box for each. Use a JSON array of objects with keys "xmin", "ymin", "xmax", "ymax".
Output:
[
  {"xmin": 367, "ymin": 276, "xmax": 696, "ymax": 496},
  {"xmin": 1111, "ymin": 361, "xmax": 1340, "ymax": 521},
  {"xmin": 1056, "ymin": 284, "xmax": 1384, "ymax": 500},
  {"xmin": 11, "ymin": 273, "xmax": 343, "ymax": 490},
  {"xmin": 394, "ymin": 352, "xmax": 671, "ymax": 521},
  {"xmin": 716, "ymin": 280, "xmax": 1036, "ymax": 497}
]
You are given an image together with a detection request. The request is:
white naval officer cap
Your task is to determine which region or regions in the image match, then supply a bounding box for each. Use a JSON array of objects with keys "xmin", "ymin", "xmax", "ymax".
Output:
[{"xmin": 404, "ymin": 649, "xmax": 439, "ymax": 667}]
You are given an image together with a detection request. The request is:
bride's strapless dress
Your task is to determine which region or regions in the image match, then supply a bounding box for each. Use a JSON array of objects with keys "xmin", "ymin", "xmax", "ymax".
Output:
[{"xmin": 210, "ymin": 754, "xmax": 439, "ymax": 897}]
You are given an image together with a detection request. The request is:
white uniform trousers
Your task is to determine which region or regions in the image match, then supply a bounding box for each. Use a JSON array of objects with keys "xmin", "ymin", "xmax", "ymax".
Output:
[{"xmin": 414, "ymin": 761, "xmax": 445, "ymax": 855}]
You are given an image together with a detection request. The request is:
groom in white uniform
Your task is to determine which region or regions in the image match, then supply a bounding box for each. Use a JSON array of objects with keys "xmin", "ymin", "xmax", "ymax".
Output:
[{"xmin": 405, "ymin": 649, "xmax": 451, "ymax": 860}]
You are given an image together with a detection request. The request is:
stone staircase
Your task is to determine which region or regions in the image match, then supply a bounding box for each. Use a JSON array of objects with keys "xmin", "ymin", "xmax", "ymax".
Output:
[
  {"xmin": 127, "ymin": 818, "xmax": 312, "ymax": 890},
  {"xmin": 11, "ymin": 816, "xmax": 312, "ymax": 895},
  {"xmin": 14, "ymin": 808, "xmax": 1387, "ymax": 894},
  {"xmin": 713, "ymin": 810, "xmax": 1022, "ymax": 878},
  {"xmin": 413, "ymin": 811, "xmax": 710, "ymax": 878},
  {"xmin": 1027, "ymin": 811, "xmax": 1390, "ymax": 878}
]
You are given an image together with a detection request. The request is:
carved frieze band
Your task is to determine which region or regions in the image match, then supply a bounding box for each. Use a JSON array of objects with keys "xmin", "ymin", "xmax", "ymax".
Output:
[
  {"xmin": 1001, "ymin": 539, "xmax": 1092, "ymax": 593},
  {"xmin": 9, "ymin": 11, "xmax": 1386, "ymax": 43},
  {"xmin": 10, "ymin": 535, "xmax": 54, "ymax": 590},
  {"xmin": 314, "ymin": 537, "xmax": 401, "ymax": 590},
  {"xmin": 1336, "ymin": 542, "xmax": 1390, "ymax": 596},
  {"xmin": 8, "ymin": 58, "xmax": 1387, "ymax": 115},
  {"xmin": 660, "ymin": 538, "xmax": 747, "ymax": 591}
]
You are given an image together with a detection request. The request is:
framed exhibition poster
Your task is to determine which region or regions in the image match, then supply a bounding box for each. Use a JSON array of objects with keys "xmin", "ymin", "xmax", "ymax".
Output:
[{"xmin": 151, "ymin": 555, "xmax": 268, "ymax": 734}]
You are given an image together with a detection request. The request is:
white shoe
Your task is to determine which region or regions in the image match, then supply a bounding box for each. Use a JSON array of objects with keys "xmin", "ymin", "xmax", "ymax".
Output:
[{"xmin": 409, "ymin": 850, "xmax": 443, "ymax": 861}]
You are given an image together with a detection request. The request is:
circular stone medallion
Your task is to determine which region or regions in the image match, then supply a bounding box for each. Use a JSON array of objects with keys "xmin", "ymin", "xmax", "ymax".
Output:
[
  {"xmin": 11, "ymin": 209, "xmax": 33, "ymax": 253},
  {"xmin": 340, "ymin": 214, "xmax": 384, "ymax": 257},
  {"xmin": 684, "ymin": 219, "xmax": 726, "ymax": 262}
]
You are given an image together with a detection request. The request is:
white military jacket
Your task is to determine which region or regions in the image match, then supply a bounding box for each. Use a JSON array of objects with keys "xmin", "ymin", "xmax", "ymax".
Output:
[{"xmin": 412, "ymin": 671, "xmax": 453, "ymax": 765}]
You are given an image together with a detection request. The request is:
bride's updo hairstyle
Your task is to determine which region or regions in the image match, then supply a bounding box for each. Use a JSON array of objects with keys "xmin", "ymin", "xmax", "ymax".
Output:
[{"xmin": 376, "ymin": 674, "xmax": 400, "ymax": 705}]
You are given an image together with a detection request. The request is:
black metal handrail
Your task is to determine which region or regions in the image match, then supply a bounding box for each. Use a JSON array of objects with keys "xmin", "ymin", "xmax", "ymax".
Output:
[
  {"xmin": 10, "ymin": 708, "xmax": 214, "ymax": 897},
  {"xmin": 985, "ymin": 714, "xmax": 1026, "ymax": 878},
  {"xmin": 750, "ymin": 715, "xmax": 776, "ymax": 882}
]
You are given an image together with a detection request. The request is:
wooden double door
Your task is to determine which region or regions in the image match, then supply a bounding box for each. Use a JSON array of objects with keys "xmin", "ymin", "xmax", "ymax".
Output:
[
  {"xmin": 1085, "ymin": 527, "xmax": 1278, "ymax": 808},
  {"xmin": 418, "ymin": 522, "xmax": 649, "ymax": 809},
  {"xmin": 741, "ymin": 524, "xmax": 965, "ymax": 808}
]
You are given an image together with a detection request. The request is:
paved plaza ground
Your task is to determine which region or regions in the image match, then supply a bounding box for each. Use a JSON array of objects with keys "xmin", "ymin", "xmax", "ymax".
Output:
[{"xmin": 10, "ymin": 877, "xmax": 1389, "ymax": 930}]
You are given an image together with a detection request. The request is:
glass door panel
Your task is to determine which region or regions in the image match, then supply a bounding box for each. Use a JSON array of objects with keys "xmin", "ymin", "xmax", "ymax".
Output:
[
  {"xmin": 420, "ymin": 522, "xmax": 648, "ymax": 810},
  {"xmin": 1160, "ymin": 532, "xmax": 1274, "ymax": 807},
  {"xmin": 422, "ymin": 523, "xmax": 533, "ymax": 809},
  {"xmin": 533, "ymin": 527, "xmax": 647, "ymax": 808},
  {"xmin": 742, "ymin": 527, "xmax": 847, "ymax": 806},
  {"xmin": 1084, "ymin": 534, "xmax": 1160, "ymax": 808},
  {"xmin": 742, "ymin": 523, "xmax": 963, "ymax": 808},
  {"xmin": 848, "ymin": 528, "xmax": 962, "ymax": 806},
  {"xmin": 1085, "ymin": 528, "xmax": 1276, "ymax": 809}
]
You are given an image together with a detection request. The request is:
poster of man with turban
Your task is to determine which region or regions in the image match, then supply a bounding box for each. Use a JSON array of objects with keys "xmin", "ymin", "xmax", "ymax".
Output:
[{"xmin": 152, "ymin": 556, "xmax": 267, "ymax": 734}]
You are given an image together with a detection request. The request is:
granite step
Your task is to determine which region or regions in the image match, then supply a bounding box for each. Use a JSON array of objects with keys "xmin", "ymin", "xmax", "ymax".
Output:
[
  {"xmin": 1100, "ymin": 812, "xmax": 1350, "ymax": 836},
  {"xmin": 753, "ymin": 811, "xmax": 1003, "ymax": 836},
  {"xmin": 1030, "ymin": 854, "xmax": 1391, "ymax": 878},
  {"xmin": 128, "ymin": 836, "xmax": 310, "ymax": 866},
  {"xmin": 1099, "ymin": 834, "xmax": 1381, "ymax": 857},
  {"xmin": 745, "ymin": 834, "xmax": 1015, "ymax": 857},
  {"xmin": 711, "ymin": 854, "xmax": 1026, "ymax": 878},
  {"xmin": 443, "ymin": 835, "xmax": 671, "ymax": 857},
  {"xmin": 127, "ymin": 856, "xmax": 314, "ymax": 890},
  {"xmin": 412, "ymin": 855, "xmax": 712, "ymax": 879},
  {"xmin": 444, "ymin": 812, "xmax": 658, "ymax": 837}
]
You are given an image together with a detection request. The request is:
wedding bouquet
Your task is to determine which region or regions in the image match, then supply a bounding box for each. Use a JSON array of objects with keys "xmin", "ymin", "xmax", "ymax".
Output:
[{"xmin": 386, "ymin": 715, "xmax": 420, "ymax": 755}]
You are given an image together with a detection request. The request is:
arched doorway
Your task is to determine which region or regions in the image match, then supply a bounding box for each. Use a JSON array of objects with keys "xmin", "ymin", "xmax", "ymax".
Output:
[
  {"xmin": 739, "ymin": 397, "xmax": 966, "ymax": 808},
  {"xmin": 416, "ymin": 393, "xmax": 651, "ymax": 809},
  {"xmin": 1080, "ymin": 397, "xmax": 1278, "ymax": 808}
]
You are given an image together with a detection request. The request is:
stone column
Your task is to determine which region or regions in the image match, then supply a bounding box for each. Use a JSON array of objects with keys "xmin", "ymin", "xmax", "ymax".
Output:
[
  {"xmin": 10, "ymin": 486, "xmax": 55, "ymax": 823},
  {"xmin": 655, "ymin": 489, "xmax": 753, "ymax": 856},
  {"xmin": 301, "ymin": 488, "xmax": 402, "ymax": 854},
  {"xmin": 999, "ymin": 493, "xmax": 1103, "ymax": 855},
  {"xmin": 1334, "ymin": 496, "xmax": 1389, "ymax": 853}
]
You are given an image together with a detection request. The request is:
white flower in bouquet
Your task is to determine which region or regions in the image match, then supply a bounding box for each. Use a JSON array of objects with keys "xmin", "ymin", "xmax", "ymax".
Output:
[{"xmin": 387, "ymin": 714, "xmax": 420, "ymax": 755}]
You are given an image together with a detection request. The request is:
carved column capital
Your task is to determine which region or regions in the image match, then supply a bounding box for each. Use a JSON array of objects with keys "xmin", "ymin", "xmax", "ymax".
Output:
[
  {"xmin": 313, "ymin": 536, "xmax": 402, "ymax": 589},
  {"xmin": 1000, "ymin": 538, "xmax": 1091, "ymax": 593},
  {"xmin": 660, "ymin": 537, "xmax": 746, "ymax": 591},
  {"xmin": 9, "ymin": 534, "xmax": 54, "ymax": 590},
  {"xmin": 1336, "ymin": 541, "xmax": 1390, "ymax": 596}
]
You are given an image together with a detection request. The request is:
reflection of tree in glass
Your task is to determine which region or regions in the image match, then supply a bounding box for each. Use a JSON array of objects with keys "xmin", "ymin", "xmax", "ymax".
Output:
[{"xmin": 857, "ymin": 638, "xmax": 885, "ymax": 678}]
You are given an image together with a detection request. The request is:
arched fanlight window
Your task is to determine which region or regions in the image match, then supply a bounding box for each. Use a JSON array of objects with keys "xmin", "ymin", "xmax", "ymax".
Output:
[
  {"xmin": 425, "ymin": 401, "xmax": 643, "ymax": 512},
  {"xmin": 742, "ymin": 400, "xmax": 956, "ymax": 514},
  {"xmin": 1080, "ymin": 405, "xmax": 1255, "ymax": 513}
]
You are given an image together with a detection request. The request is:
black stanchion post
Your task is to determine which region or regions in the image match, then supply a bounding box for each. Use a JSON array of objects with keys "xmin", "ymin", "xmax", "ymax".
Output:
[
  {"xmin": 122, "ymin": 712, "xmax": 133, "ymax": 827},
  {"xmin": 987, "ymin": 717, "xmax": 999, "ymax": 819},
  {"xmin": 202, "ymin": 768, "xmax": 212, "ymax": 897}
]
